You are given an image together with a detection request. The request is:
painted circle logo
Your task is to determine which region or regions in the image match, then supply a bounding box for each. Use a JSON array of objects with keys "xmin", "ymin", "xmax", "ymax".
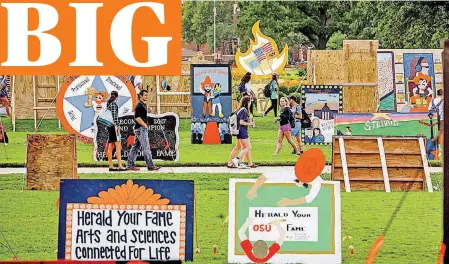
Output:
[{"xmin": 56, "ymin": 76, "xmax": 137, "ymax": 142}]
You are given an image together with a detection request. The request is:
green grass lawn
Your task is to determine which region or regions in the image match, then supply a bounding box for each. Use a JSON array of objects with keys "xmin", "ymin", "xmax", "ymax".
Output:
[
  {"xmin": 0, "ymin": 117, "xmax": 332, "ymax": 167},
  {"xmin": 0, "ymin": 173, "xmax": 443, "ymax": 263}
]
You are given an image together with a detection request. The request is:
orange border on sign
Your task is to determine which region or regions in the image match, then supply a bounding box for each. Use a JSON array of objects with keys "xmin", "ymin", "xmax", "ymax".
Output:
[
  {"xmin": 65, "ymin": 203, "xmax": 186, "ymax": 261},
  {"xmin": 56, "ymin": 76, "xmax": 137, "ymax": 141}
]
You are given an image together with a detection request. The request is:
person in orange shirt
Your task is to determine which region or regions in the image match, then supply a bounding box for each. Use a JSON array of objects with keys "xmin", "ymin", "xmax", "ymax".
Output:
[{"xmin": 238, "ymin": 217, "xmax": 285, "ymax": 263}]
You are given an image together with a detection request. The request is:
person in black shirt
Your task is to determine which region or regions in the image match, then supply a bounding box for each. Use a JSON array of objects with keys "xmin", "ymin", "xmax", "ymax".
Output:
[
  {"xmin": 273, "ymin": 97, "xmax": 300, "ymax": 155},
  {"xmin": 106, "ymin": 91, "xmax": 126, "ymax": 171},
  {"xmin": 127, "ymin": 90, "xmax": 161, "ymax": 171}
]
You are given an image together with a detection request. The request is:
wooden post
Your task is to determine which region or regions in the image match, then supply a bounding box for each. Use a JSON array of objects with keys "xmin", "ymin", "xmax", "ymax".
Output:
[
  {"xmin": 32, "ymin": 76, "xmax": 37, "ymax": 129},
  {"xmin": 11, "ymin": 76, "xmax": 16, "ymax": 132},
  {"xmin": 377, "ymin": 137, "xmax": 391, "ymax": 193},
  {"xmin": 443, "ymin": 40, "xmax": 449, "ymax": 262},
  {"xmin": 57, "ymin": 76, "xmax": 61, "ymax": 129},
  {"xmin": 338, "ymin": 137, "xmax": 351, "ymax": 192},
  {"xmin": 418, "ymin": 137, "xmax": 433, "ymax": 192},
  {"xmin": 156, "ymin": 75, "xmax": 161, "ymax": 114}
]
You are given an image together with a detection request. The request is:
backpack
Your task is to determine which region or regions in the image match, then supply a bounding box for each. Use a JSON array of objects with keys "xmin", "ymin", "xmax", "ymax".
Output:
[
  {"xmin": 263, "ymin": 81, "xmax": 272, "ymax": 98},
  {"xmin": 238, "ymin": 82, "xmax": 246, "ymax": 94},
  {"xmin": 301, "ymin": 108, "xmax": 311, "ymax": 128},
  {"xmin": 429, "ymin": 99, "xmax": 443, "ymax": 118},
  {"xmin": 289, "ymin": 111, "xmax": 296, "ymax": 129},
  {"xmin": 229, "ymin": 108, "xmax": 245, "ymax": 136}
]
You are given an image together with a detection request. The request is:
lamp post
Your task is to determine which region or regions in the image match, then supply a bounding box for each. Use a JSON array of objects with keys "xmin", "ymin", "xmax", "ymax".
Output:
[{"xmin": 213, "ymin": 0, "xmax": 216, "ymax": 63}]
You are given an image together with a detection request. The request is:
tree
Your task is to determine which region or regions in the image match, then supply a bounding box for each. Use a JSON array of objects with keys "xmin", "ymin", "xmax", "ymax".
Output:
[
  {"xmin": 236, "ymin": 1, "xmax": 350, "ymax": 50},
  {"xmin": 339, "ymin": 1, "xmax": 449, "ymax": 49},
  {"xmin": 182, "ymin": 1, "xmax": 234, "ymax": 51}
]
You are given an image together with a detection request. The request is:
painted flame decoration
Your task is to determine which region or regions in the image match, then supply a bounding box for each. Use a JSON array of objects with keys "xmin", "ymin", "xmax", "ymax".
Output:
[
  {"xmin": 87, "ymin": 179, "xmax": 170, "ymax": 205},
  {"xmin": 235, "ymin": 20, "xmax": 288, "ymax": 77}
]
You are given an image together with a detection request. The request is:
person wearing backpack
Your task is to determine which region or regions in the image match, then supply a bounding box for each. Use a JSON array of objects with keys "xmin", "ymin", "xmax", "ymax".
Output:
[
  {"xmin": 106, "ymin": 91, "xmax": 126, "ymax": 171},
  {"xmin": 273, "ymin": 97, "xmax": 300, "ymax": 156},
  {"xmin": 263, "ymin": 73, "xmax": 279, "ymax": 118},
  {"xmin": 428, "ymin": 89, "xmax": 444, "ymax": 141},
  {"xmin": 239, "ymin": 72, "xmax": 256, "ymax": 116},
  {"xmin": 289, "ymin": 95, "xmax": 304, "ymax": 154},
  {"xmin": 228, "ymin": 96, "xmax": 257, "ymax": 169}
]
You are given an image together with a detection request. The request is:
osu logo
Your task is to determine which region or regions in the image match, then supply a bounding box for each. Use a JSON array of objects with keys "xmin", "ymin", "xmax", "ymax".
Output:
[
  {"xmin": 56, "ymin": 76, "xmax": 137, "ymax": 142},
  {"xmin": 0, "ymin": 0, "xmax": 181, "ymax": 75}
]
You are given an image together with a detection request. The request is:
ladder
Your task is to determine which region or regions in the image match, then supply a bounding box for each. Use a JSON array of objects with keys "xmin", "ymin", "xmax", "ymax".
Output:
[{"xmin": 32, "ymin": 76, "xmax": 61, "ymax": 130}]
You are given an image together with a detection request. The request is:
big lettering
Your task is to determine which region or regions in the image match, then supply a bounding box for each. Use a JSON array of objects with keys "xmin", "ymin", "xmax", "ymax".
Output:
[{"xmin": 0, "ymin": 0, "xmax": 181, "ymax": 75}]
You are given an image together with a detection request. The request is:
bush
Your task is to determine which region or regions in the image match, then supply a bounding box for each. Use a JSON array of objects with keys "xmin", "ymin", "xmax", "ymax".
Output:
[{"xmin": 279, "ymin": 85, "xmax": 289, "ymax": 95}]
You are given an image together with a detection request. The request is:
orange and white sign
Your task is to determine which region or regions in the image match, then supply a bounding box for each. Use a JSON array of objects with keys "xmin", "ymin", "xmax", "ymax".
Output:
[{"xmin": 0, "ymin": 0, "xmax": 181, "ymax": 75}]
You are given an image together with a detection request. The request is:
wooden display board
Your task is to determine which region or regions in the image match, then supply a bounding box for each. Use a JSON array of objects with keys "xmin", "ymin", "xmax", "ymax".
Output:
[
  {"xmin": 26, "ymin": 134, "xmax": 78, "ymax": 190},
  {"xmin": 331, "ymin": 136, "xmax": 432, "ymax": 192}
]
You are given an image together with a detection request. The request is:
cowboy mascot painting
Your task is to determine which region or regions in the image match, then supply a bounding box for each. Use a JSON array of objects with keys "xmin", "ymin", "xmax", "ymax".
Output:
[{"xmin": 200, "ymin": 76, "xmax": 214, "ymax": 117}]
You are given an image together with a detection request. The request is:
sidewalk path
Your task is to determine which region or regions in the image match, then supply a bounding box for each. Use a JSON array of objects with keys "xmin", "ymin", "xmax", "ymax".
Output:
[{"xmin": 0, "ymin": 166, "xmax": 443, "ymax": 175}]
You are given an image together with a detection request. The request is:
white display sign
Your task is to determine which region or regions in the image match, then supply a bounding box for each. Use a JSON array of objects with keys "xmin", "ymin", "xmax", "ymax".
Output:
[
  {"xmin": 248, "ymin": 207, "xmax": 318, "ymax": 242},
  {"xmin": 320, "ymin": 119, "xmax": 335, "ymax": 143},
  {"xmin": 65, "ymin": 204, "xmax": 186, "ymax": 261}
]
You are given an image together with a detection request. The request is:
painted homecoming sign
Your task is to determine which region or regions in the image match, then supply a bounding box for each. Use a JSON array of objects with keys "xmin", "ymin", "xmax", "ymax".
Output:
[
  {"xmin": 58, "ymin": 179, "xmax": 194, "ymax": 262},
  {"xmin": 56, "ymin": 76, "xmax": 137, "ymax": 143}
]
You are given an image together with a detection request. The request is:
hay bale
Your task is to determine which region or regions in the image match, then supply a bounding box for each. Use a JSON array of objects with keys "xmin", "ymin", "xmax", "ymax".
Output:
[{"xmin": 26, "ymin": 134, "xmax": 78, "ymax": 190}]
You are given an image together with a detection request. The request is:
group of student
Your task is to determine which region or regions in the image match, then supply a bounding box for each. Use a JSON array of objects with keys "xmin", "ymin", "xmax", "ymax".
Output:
[{"xmin": 227, "ymin": 72, "xmax": 304, "ymax": 169}]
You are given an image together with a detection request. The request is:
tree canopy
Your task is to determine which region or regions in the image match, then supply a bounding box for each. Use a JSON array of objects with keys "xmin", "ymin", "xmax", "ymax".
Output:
[{"xmin": 182, "ymin": 1, "xmax": 449, "ymax": 51}]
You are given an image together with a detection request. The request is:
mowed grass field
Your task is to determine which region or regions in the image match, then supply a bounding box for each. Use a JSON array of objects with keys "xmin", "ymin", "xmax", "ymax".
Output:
[
  {"xmin": 0, "ymin": 117, "xmax": 333, "ymax": 167},
  {"xmin": 0, "ymin": 173, "xmax": 444, "ymax": 263}
]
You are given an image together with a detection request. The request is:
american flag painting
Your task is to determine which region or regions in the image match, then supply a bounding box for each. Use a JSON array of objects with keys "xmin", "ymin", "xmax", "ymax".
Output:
[
  {"xmin": 253, "ymin": 48, "xmax": 266, "ymax": 62},
  {"xmin": 261, "ymin": 42, "xmax": 274, "ymax": 53}
]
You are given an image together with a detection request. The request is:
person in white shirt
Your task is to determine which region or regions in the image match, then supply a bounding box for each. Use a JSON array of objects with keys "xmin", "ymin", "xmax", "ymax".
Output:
[{"xmin": 246, "ymin": 168, "xmax": 323, "ymax": 206}]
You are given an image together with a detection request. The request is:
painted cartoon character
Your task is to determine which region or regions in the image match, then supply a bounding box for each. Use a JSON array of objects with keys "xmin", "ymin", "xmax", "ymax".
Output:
[
  {"xmin": 211, "ymin": 83, "xmax": 224, "ymax": 118},
  {"xmin": 408, "ymin": 57, "xmax": 433, "ymax": 112},
  {"xmin": 238, "ymin": 217, "xmax": 285, "ymax": 263},
  {"xmin": 92, "ymin": 91, "xmax": 108, "ymax": 115},
  {"xmin": 199, "ymin": 76, "xmax": 213, "ymax": 117}
]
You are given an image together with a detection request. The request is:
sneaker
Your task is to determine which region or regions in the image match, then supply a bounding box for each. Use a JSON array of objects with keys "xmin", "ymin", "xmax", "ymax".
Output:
[
  {"xmin": 148, "ymin": 166, "xmax": 161, "ymax": 171},
  {"xmin": 238, "ymin": 164, "xmax": 250, "ymax": 169},
  {"xmin": 232, "ymin": 158, "xmax": 239, "ymax": 167},
  {"xmin": 109, "ymin": 167, "xmax": 118, "ymax": 171},
  {"xmin": 291, "ymin": 150, "xmax": 296, "ymax": 154},
  {"xmin": 127, "ymin": 167, "xmax": 140, "ymax": 171}
]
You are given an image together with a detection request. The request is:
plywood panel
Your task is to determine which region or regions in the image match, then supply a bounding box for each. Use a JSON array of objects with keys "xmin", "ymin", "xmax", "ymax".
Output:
[
  {"xmin": 334, "ymin": 138, "xmax": 379, "ymax": 153},
  {"xmin": 307, "ymin": 50, "xmax": 344, "ymax": 84},
  {"xmin": 383, "ymin": 139, "xmax": 421, "ymax": 152},
  {"xmin": 340, "ymin": 181, "xmax": 423, "ymax": 191},
  {"xmin": 342, "ymin": 40, "xmax": 378, "ymax": 113},
  {"xmin": 26, "ymin": 134, "xmax": 78, "ymax": 190},
  {"xmin": 333, "ymin": 167, "xmax": 424, "ymax": 181},
  {"xmin": 332, "ymin": 136, "xmax": 425, "ymax": 191}
]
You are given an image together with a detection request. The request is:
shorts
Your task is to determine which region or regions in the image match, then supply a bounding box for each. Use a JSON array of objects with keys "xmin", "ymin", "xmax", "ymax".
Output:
[
  {"xmin": 279, "ymin": 123, "xmax": 292, "ymax": 133},
  {"xmin": 291, "ymin": 122, "xmax": 301, "ymax": 137},
  {"xmin": 107, "ymin": 126, "xmax": 118, "ymax": 143}
]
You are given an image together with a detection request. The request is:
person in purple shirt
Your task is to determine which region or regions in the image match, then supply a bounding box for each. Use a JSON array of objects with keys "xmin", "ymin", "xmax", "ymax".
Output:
[{"xmin": 227, "ymin": 96, "xmax": 257, "ymax": 169}]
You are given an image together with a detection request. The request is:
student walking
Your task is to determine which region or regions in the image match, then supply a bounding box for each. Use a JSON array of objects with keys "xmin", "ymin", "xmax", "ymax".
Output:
[
  {"xmin": 273, "ymin": 97, "xmax": 300, "ymax": 156},
  {"xmin": 106, "ymin": 91, "xmax": 126, "ymax": 171},
  {"xmin": 263, "ymin": 73, "xmax": 279, "ymax": 118},
  {"xmin": 239, "ymin": 72, "xmax": 256, "ymax": 116},
  {"xmin": 127, "ymin": 90, "xmax": 161, "ymax": 171},
  {"xmin": 228, "ymin": 96, "xmax": 257, "ymax": 169},
  {"xmin": 289, "ymin": 95, "xmax": 304, "ymax": 154}
]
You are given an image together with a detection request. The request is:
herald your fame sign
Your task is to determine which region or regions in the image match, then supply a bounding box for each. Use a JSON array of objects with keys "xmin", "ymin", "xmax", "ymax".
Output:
[{"xmin": 58, "ymin": 179, "xmax": 194, "ymax": 262}]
